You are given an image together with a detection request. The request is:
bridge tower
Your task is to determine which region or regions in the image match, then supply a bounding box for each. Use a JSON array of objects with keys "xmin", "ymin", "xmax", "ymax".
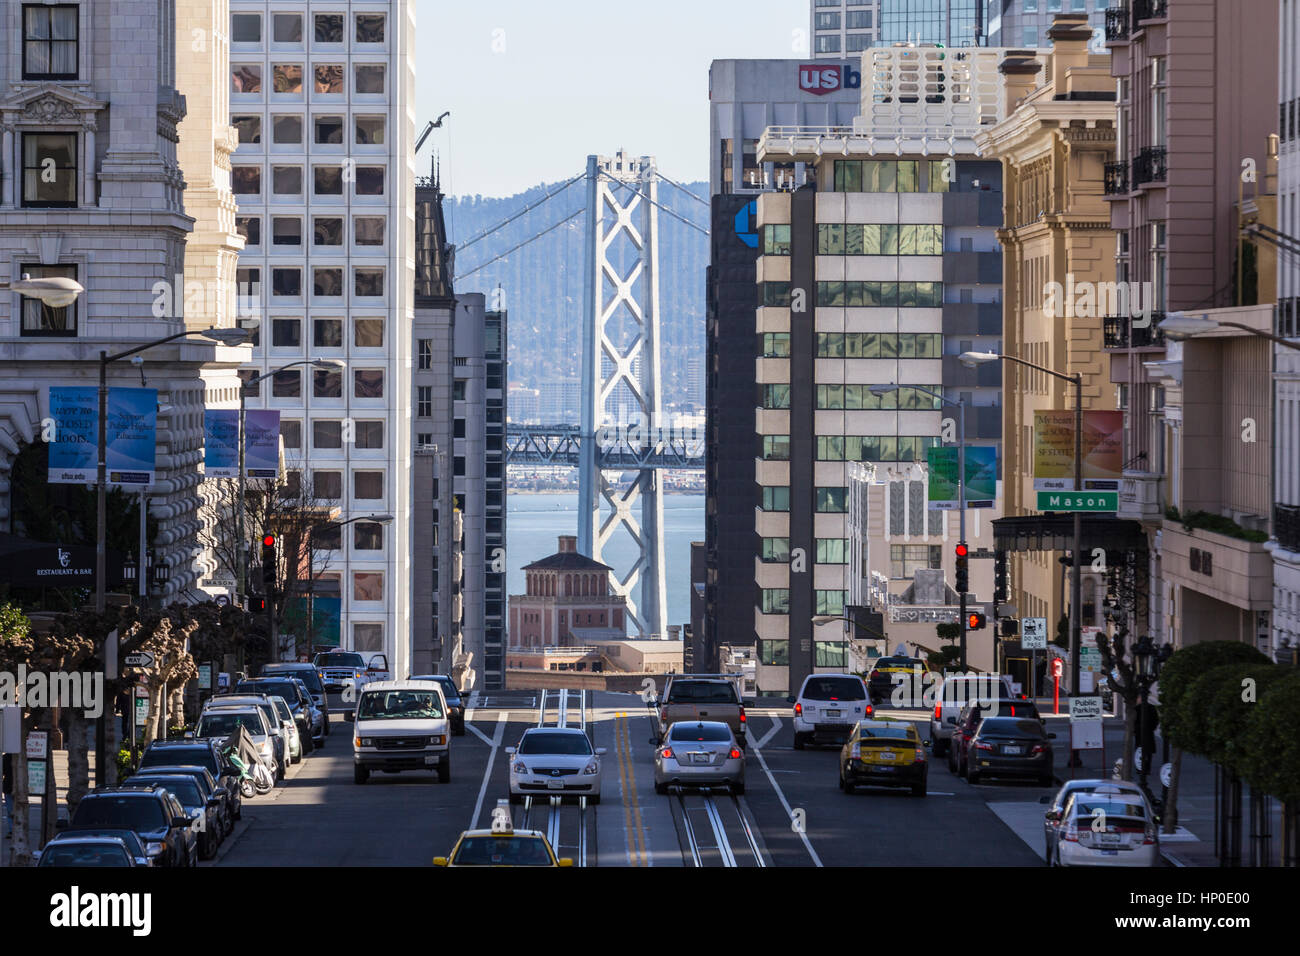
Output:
[{"xmin": 578, "ymin": 150, "xmax": 667, "ymax": 638}]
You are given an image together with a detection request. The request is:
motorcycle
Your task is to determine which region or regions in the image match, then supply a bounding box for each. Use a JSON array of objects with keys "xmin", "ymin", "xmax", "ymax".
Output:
[{"xmin": 222, "ymin": 727, "xmax": 275, "ymax": 796}]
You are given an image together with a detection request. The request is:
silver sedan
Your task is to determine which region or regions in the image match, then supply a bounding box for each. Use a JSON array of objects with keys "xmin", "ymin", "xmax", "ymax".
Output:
[{"xmin": 654, "ymin": 721, "xmax": 745, "ymax": 795}]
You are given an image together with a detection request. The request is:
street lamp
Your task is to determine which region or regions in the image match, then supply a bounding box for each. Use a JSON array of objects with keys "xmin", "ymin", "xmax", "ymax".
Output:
[
  {"xmin": 2, "ymin": 273, "xmax": 85, "ymax": 307},
  {"xmin": 1157, "ymin": 311, "xmax": 1300, "ymax": 352},
  {"xmin": 961, "ymin": 350, "xmax": 1086, "ymax": 698},
  {"xmin": 870, "ymin": 382, "xmax": 972, "ymax": 669},
  {"xmin": 299, "ymin": 513, "xmax": 394, "ymax": 657}
]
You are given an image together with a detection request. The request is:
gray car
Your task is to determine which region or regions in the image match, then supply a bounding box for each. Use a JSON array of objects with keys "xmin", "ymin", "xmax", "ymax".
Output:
[{"xmin": 654, "ymin": 721, "xmax": 746, "ymax": 795}]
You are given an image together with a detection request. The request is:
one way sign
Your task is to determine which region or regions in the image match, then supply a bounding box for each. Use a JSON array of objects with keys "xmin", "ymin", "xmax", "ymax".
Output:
[{"xmin": 124, "ymin": 651, "xmax": 155, "ymax": 669}]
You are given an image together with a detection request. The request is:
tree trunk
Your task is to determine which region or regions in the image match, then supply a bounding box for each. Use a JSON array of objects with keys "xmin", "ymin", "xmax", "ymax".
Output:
[
  {"xmin": 1121, "ymin": 694, "xmax": 1137, "ymax": 781},
  {"xmin": 10, "ymin": 713, "xmax": 31, "ymax": 865},
  {"xmin": 146, "ymin": 682, "xmax": 165, "ymax": 744},
  {"xmin": 1162, "ymin": 748, "xmax": 1183, "ymax": 835},
  {"xmin": 64, "ymin": 708, "xmax": 89, "ymax": 820}
]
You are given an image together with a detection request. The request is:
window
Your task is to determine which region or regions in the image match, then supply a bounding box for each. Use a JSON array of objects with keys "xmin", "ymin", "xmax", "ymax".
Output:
[
  {"xmin": 314, "ymin": 117, "xmax": 343, "ymax": 145},
  {"xmin": 356, "ymin": 14, "xmax": 384, "ymax": 42},
  {"xmin": 758, "ymin": 640, "xmax": 789, "ymax": 666},
  {"xmin": 313, "ymin": 217, "xmax": 343, "ymax": 245},
  {"xmin": 232, "ymin": 64, "xmax": 262, "ymax": 93},
  {"xmin": 355, "ymin": 421, "xmax": 384, "ymax": 449},
  {"xmin": 355, "ymin": 116, "xmax": 385, "ymax": 145},
  {"xmin": 314, "ymin": 64, "xmax": 344, "ymax": 94},
  {"xmin": 238, "ymin": 369, "xmax": 260, "ymax": 397},
  {"xmin": 272, "ymin": 115, "xmax": 303, "ymax": 144},
  {"xmin": 846, "ymin": 10, "xmax": 872, "ymax": 29},
  {"xmin": 313, "ymin": 471, "xmax": 342, "ymax": 499},
  {"xmin": 314, "ymin": 318, "xmax": 342, "ymax": 348},
  {"xmin": 272, "ymin": 13, "xmax": 302, "ymax": 43},
  {"xmin": 761, "ymin": 486, "xmax": 790, "ymax": 512},
  {"xmin": 313, "ymin": 367, "xmax": 342, "ymax": 398},
  {"xmin": 761, "ymin": 384, "xmax": 790, "ymax": 409},
  {"xmin": 271, "ymin": 369, "xmax": 300, "ymax": 398},
  {"xmin": 273, "ymin": 64, "xmax": 303, "ymax": 94},
  {"xmin": 761, "ymin": 538, "xmax": 790, "ymax": 562},
  {"xmin": 281, "ymin": 420, "xmax": 302, "ymax": 449},
  {"xmin": 763, "ymin": 224, "xmax": 791, "ymax": 255},
  {"xmin": 271, "ymin": 317, "xmax": 301, "ymax": 348},
  {"xmin": 452, "ymin": 380, "xmax": 466, "ymax": 401},
  {"xmin": 24, "ymin": 5, "xmax": 79, "ymax": 79},
  {"xmin": 815, "ymin": 590, "xmax": 847, "ymax": 616},
  {"xmin": 313, "ymin": 166, "xmax": 343, "ymax": 195},
  {"xmin": 271, "ymin": 216, "xmax": 302, "ymax": 246},
  {"xmin": 815, "ymin": 12, "xmax": 841, "ymax": 29},
  {"xmin": 846, "ymin": 33, "xmax": 871, "ymax": 52},
  {"xmin": 417, "ymin": 386, "xmax": 432, "ymax": 417},
  {"xmin": 354, "ymin": 268, "xmax": 384, "ymax": 296},
  {"xmin": 761, "ymin": 333, "xmax": 790, "ymax": 358},
  {"xmin": 236, "ymin": 216, "xmax": 261, "ymax": 246},
  {"xmin": 354, "ymin": 522, "xmax": 384, "ymax": 551},
  {"xmin": 354, "ymin": 318, "xmax": 383, "ymax": 348},
  {"xmin": 353, "ymin": 623, "xmax": 384, "ymax": 653},
  {"xmin": 231, "ymin": 166, "xmax": 261, "ymax": 195},
  {"xmin": 230, "ymin": 13, "xmax": 261, "ymax": 43},
  {"xmin": 762, "ymin": 435, "xmax": 790, "ymax": 460},
  {"xmin": 816, "ymin": 539, "xmax": 848, "ymax": 564},
  {"xmin": 232, "ymin": 115, "xmax": 261, "ymax": 143},
  {"xmin": 816, "ymin": 487, "xmax": 848, "ymax": 512},
  {"xmin": 353, "ymin": 573, "xmax": 383, "ymax": 602},
  {"xmin": 271, "ymin": 268, "xmax": 301, "ymax": 297},
  {"xmin": 272, "ymin": 166, "xmax": 302, "ymax": 195},
  {"xmin": 815, "ymin": 641, "xmax": 847, "ymax": 667},
  {"xmin": 354, "ymin": 369, "xmax": 384, "ymax": 398},
  {"xmin": 354, "ymin": 217, "xmax": 385, "ymax": 245},
  {"xmin": 814, "ymin": 35, "xmax": 841, "ymax": 53},
  {"xmin": 355, "ymin": 167, "xmax": 384, "ymax": 195},
  {"xmin": 354, "ymin": 64, "xmax": 385, "ymax": 93},
  {"xmin": 313, "ymin": 268, "xmax": 343, "ymax": 297},
  {"xmin": 236, "ymin": 268, "xmax": 261, "ymax": 303},
  {"xmin": 22, "ymin": 134, "xmax": 76, "ymax": 207},
  {"xmin": 313, "ymin": 420, "xmax": 342, "ymax": 449},
  {"xmin": 354, "ymin": 471, "xmax": 383, "ymax": 499},
  {"xmin": 418, "ymin": 339, "xmax": 432, "ymax": 370},
  {"xmin": 1151, "ymin": 57, "xmax": 1167, "ymax": 147},
  {"xmin": 19, "ymin": 264, "xmax": 77, "ymax": 336},
  {"xmin": 314, "ymin": 14, "xmax": 343, "ymax": 43},
  {"xmin": 311, "ymin": 523, "xmax": 341, "ymax": 550},
  {"xmin": 889, "ymin": 544, "xmax": 942, "ymax": 580},
  {"xmin": 760, "ymin": 589, "xmax": 790, "ymax": 615}
]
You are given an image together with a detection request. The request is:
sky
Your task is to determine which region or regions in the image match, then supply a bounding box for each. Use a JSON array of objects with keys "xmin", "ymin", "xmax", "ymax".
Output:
[{"xmin": 415, "ymin": 0, "xmax": 809, "ymax": 198}]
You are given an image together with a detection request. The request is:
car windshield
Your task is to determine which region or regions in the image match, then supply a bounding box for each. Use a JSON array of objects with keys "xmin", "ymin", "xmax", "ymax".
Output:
[
  {"xmin": 977, "ymin": 717, "xmax": 1045, "ymax": 738},
  {"xmin": 669, "ymin": 723, "xmax": 731, "ymax": 742},
  {"xmin": 140, "ymin": 747, "xmax": 217, "ymax": 775},
  {"xmin": 40, "ymin": 844, "xmax": 131, "ymax": 867},
  {"xmin": 263, "ymin": 666, "xmax": 324, "ymax": 695},
  {"xmin": 802, "ymin": 677, "xmax": 866, "ymax": 701},
  {"xmin": 453, "ymin": 836, "xmax": 552, "ymax": 866},
  {"xmin": 518, "ymin": 732, "xmax": 592, "ymax": 756},
  {"xmin": 666, "ymin": 681, "xmax": 736, "ymax": 704},
  {"xmin": 859, "ymin": 725, "xmax": 914, "ymax": 742},
  {"xmin": 71, "ymin": 796, "xmax": 166, "ymax": 832},
  {"xmin": 132, "ymin": 777, "xmax": 201, "ymax": 808},
  {"xmin": 316, "ymin": 653, "xmax": 364, "ymax": 668},
  {"xmin": 357, "ymin": 689, "xmax": 443, "ymax": 720},
  {"xmin": 197, "ymin": 711, "xmax": 264, "ymax": 738}
]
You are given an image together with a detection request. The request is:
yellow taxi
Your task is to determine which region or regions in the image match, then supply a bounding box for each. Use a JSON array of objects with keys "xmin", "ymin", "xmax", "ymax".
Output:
[
  {"xmin": 839, "ymin": 719, "xmax": 928, "ymax": 797},
  {"xmin": 434, "ymin": 801, "xmax": 573, "ymax": 867}
]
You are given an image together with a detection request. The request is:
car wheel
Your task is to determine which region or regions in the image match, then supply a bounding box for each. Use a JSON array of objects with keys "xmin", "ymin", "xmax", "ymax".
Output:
[
  {"xmin": 455, "ymin": 722, "xmax": 466, "ymax": 737},
  {"xmin": 438, "ymin": 757, "xmax": 451, "ymax": 784},
  {"xmin": 276, "ymin": 759, "xmax": 285, "ymax": 782},
  {"xmin": 732, "ymin": 781, "xmax": 745, "ymax": 796},
  {"xmin": 655, "ymin": 780, "xmax": 668, "ymax": 795},
  {"xmin": 933, "ymin": 737, "xmax": 948, "ymax": 758},
  {"xmin": 302, "ymin": 733, "xmax": 314, "ymax": 755},
  {"xmin": 1039, "ymin": 773, "xmax": 1054, "ymax": 787},
  {"xmin": 1045, "ymin": 840, "xmax": 1054, "ymax": 865},
  {"xmin": 589, "ymin": 794, "xmax": 601, "ymax": 805},
  {"xmin": 354, "ymin": 765, "xmax": 369, "ymax": 785},
  {"xmin": 967, "ymin": 766, "xmax": 980, "ymax": 784},
  {"xmin": 508, "ymin": 791, "xmax": 522, "ymax": 805},
  {"xmin": 912, "ymin": 783, "xmax": 926, "ymax": 797},
  {"xmin": 793, "ymin": 732, "xmax": 806, "ymax": 751},
  {"xmin": 324, "ymin": 716, "xmax": 330, "ymax": 736}
]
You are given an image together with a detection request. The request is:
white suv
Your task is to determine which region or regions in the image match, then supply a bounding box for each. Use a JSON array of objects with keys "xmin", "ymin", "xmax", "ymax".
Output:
[
  {"xmin": 353, "ymin": 680, "xmax": 452, "ymax": 784},
  {"xmin": 789, "ymin": 673, "xmax": 872, "ymax": 749}
]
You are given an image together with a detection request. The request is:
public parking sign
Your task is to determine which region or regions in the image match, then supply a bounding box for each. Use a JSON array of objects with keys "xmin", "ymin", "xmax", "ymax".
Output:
[{"xmin": 1069, "ymin": 697, "xmax": 1103, "ymax": 721}]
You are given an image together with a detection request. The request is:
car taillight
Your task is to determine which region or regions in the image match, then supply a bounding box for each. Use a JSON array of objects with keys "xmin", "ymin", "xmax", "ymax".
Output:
[
  {"xmin": 659, "ymin": 707, "xmax": 667, "ymax": 722},
  {"xmin": 1062, "ymin": 823, "xmax": 1079, "ymax": 842},
  {"xmin": 864, "ymin": 704, "xmax": 873, "ymax": 716},
  {"xmin": 974, "ymin": 741, "xmax": 993, "ymax": 752},
  {"xmin": 794, "ymin": 702, "xmax": 802, "ymax": 716},
  {"xmin": 1030, "ymin": 744, "xmax": 1047, "ymax": 755},
  {"xmin": 739, "ymin": 706, "xmax": 746, "ymax": 723},
  {"xmin": 1143, "ymin": 825, "xmax": 1156, "ymax": 845},
  {"xmin": 934, "ymin": 702, "xmax": 942, "ymax": 721},
  {"xmin": 661, "ymin": 748, "xmax": 673, "ymax": 759},
  {"xmin": 850, "ymin": 743, "xmax": 861, "ymax": 759},
  {"xmin": 729, "ymin": 748, "xmax": 742, "ymax": 759}
]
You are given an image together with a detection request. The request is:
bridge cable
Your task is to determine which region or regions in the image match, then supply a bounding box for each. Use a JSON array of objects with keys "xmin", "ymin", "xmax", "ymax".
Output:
[
  {"xmin": 455, "ymin": 172, "xmax": 586, "ymax": 254},
  {"xmin": 596, "ymin": 170, "xmax": 710, "ymax": 237},
  {"xmin": 457, "ymin": 209, "xmax": 585, "ymax": 281},
  {"xmin": 653, "ymin": 169, "xmax": 710, "ymax": 207}
]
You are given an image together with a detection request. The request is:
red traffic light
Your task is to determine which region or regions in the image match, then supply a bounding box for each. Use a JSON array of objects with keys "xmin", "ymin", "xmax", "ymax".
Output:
[
  {"xmin": 955, "ymin": 543, "xmax": 968, "ymax": 558},
  {"xmin": 968, "ymin": 612, "xmax": 987, "ymax": 630},
  {"xmin": 262, "ymin": 534, "xmax": 276, "ymax": 547}
]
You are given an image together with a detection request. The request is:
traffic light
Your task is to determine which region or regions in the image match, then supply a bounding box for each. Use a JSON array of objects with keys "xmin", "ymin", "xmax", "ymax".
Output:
[
  {"xmin": 1001, "ymin": 618, "xmax": 1019, "ymax": 637},
  {"xmin": 261, "ymin": 533, "xmax": 277, "ymax": 591},
  {"xmin": 968, "ymin": 611, "xmax": 987, "ymax": 630},
  {"xmin": 954, "ymin": 543, "xmax": 969, "ymax": 593},
  {"xmin": 994, "ymin": 550, "xmax": 1008, "ymax": 602}
]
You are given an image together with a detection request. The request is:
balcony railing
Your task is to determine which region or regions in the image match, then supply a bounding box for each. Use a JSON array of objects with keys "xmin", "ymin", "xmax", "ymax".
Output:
[
  {"xmin": 1105, "ymin": 6, "xmax": 1130, "ymax": 41},
  {"xmin": 1117, "ymin": 471, "xmax": 1165, "ymax": 523},
  {"xmin": 1133, "ymin": 146, "xmax": 1167, "ymax": 185},
  {"xmin": 1134, "ymin": 0, "xmax": 1168, "ymax": 22},
  {"xmin": 1277, "ymin": 503, "xmax": 1300, "ymax": 554},
  {"xmin": 1103, "ymin": 313, "xmax": 1168, "ymax": 350},
  {"xmin": 1104, "ymin": 160, "xmax": 1128, "ymax": 195}
]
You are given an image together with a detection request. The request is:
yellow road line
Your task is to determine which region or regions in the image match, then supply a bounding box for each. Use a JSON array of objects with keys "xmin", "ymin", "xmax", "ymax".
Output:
[{"xmin": 615, "ymin": 712, "xmax": 648, "ymax": 866}]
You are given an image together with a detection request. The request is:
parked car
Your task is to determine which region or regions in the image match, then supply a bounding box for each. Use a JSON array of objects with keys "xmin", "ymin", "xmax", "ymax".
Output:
[
  {"xmin": 964, "ymin": 716, "xmax": 1056, "ymax": 785},
  {"xmin": 126, "ymin": 773, "xmax": 222, "ymax": 859},
  {"xmin": 37, "ymin": 828, "xmax": 153, "ymax": 867},
  {"xmin": 353, "ymin": 680, "xmax": 452, "ymax": 784},
  {"xmin": 839, "ymin": 719, "xmax": 928, "ymax": 796},
  {"xmin": 656, "ymin": 676, "xmax": 746, "ymax": 748},
  {"xmin": 930, "ymin": 673, "xmax": 1016, "ymax": 757},
  {"xmin": 410, "ymin": 674, "xmax": 467, "ymax": 735},
  {"xmin": 37, "ymin": 835, "xmax": 136, "ymax": 867},
  {"xmin": 1043, "ymin": 779, "xmax": 1146, "ymax": 862},
  {"xmin": 260, "ymin": 663, "xmax": 330, "ymax": 736},
  {"xmin": 653, "ymin": 720, "xmax": 745, "ymax": 795},
  {"xmin": 266, "ymin": 695, "xmax": 302, "ymax": 763},
  {"xmin": 67, "ymin": 785, "xmax": 196, "ymax": 867},
  {"xmin": 1050, "ymin": 787, "xmax": 1159, "ymax": 867},
  {"xmin": 137, "ymin": 738, "xmax": 242, "ymax": 821},
  {"xmin": 204, "ymin": 696, "xmax": 289, "ymax": 779},
  {"xmin": 195, "ymin": 707, "xmax": 280, "ymax": 781},
  {"xmin": 790, "ymin": 673, "xmax": 872, "ymax": 749},
  {"xmin": 507, "ymin": 727, "xmax": 603, "ymax": 804},
  {"xmin": 237, "ymin": 677, "xmax": 319, "ymax": 751},
  {"xmin": 129, "ymin": 764, "xmax": 232, "ymax": 839}
]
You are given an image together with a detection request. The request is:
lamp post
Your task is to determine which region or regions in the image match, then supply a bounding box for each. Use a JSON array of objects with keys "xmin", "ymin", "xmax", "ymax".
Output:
[
  {"xmin": 92, "ymin": 322, "xmax": 254, "ymax": 787},
  {"xmin": 1, "ymin": 273, "xmax": 84, "ymax": 304},
  {"xmin": 300, "ymin": 513, "xmax": 394, "ymax": 657},
  {"xmin": 871, "ymin": 382, "xmax": 970, "ymax": 669},
  {"xmin": 961, "ymin": 350, "xmax": 1085, "ymax": 697},
  {"xmin": 1157, "ymin": 311, "xmax": 1300, "ymax": 352}
]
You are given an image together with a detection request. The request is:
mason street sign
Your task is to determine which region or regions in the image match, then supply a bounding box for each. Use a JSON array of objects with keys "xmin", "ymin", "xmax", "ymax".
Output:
[{"xmin": 1037, "ymin": 491, "xmax": 1117, "ymax": 512}]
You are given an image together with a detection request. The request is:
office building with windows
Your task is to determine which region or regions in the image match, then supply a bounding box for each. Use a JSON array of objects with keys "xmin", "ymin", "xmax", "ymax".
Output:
[
  {"xmin": 1277, "ymin": 0, "xmax": 1300, "ymax": 658},
  {"xmin": 812, "ymin": 0, "xmax": 989, "ymax": 58},
  {"xmin": 226, "ymin": 1, "xmax": 415, "ymax": 673},
  {"xmin": 811, "ymin": 0, "xmax": 881, "ymax": 57},
  {"xmin": 986, "ymin": 0, "xmax": 1107, "ymax": 50}
]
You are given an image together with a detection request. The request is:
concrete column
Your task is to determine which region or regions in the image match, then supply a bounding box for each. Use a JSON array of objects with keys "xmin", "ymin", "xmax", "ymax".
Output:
[
  {"xmin": 82, "ymin": 123, "xmax": 96, "ymax": 207},
  {"xmin": 1, "ymin": 125, "xmax": 13, "ymax": 207}
]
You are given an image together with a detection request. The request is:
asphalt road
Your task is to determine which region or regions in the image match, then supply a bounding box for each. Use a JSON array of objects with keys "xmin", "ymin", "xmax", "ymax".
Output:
[{"xmin": 211, "ymin": 690, "xmax": 1052, "ymax": 866}]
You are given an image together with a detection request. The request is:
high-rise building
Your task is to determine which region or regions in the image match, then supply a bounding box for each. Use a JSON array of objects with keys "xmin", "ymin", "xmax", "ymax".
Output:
[
  {"xmin": 227, "ymin": 1, "xmax": 415, "ymax": 674},
  {"xmin": 811, "ymin": 0, "xmax": 882, "ymax": 57},
  {"xmin": 985, "ymin": 0, "xmax": 1107, "ymax": 50},
  {"xmin": 811, "ymin": 1, "xmax": 989, "ymax": 58}
]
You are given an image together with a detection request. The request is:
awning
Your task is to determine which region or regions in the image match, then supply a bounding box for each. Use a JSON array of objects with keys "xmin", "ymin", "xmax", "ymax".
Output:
[
  {"xmin": 0, "ymin": 533, "xmax": 124, "ymax": 589},
  {"xmin": 992, "ymin": 515, "xmax": 1148, "ymax": 553}
]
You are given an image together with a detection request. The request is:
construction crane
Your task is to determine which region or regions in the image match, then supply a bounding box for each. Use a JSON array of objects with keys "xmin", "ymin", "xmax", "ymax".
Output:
[{"xmin": 416, "ymin": 111, "xmax": 450, "ymax": 154}]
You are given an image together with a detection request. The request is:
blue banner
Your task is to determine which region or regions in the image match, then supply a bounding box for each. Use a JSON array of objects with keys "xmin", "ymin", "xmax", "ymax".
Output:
[
  {"xmin": 244, "ymin": 409, "xmax": 280, "ymax": 479},
  {"xmin": 927, "ymin": 444, "xmax": 997, "ymax": 510},
  {"xmin": 48, "ymin": 386, "xmax": 157, "ymax": 486},
  {"xmin": 203, "ymin": 409, "xmax": 240, "ymax": 478}
]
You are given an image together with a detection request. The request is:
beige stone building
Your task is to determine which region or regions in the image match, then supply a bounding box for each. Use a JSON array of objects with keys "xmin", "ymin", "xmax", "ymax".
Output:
[{"xmin": 975, "ymin": 17, "xmax": 1118, "ymax": 651}]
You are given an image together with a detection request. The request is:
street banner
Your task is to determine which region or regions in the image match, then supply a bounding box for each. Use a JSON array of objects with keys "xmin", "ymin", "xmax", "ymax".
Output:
[
  {"xmin": 312, "ymin": 596, "xmax": 341, "ymax": 648},
  {"xmin": 1032, "ymin": 409, "xmax": 1123, "ymax": 491},
  {"xmin": 244, "ymin": 410, "xmax": 280, "ymax": 479},
  {"xmin": 203, "ymin": 409, "xmax": 240, "ymax": 478},
  {"xmin": 926, "ymin": 445, "xmax": 996, "ymax": 509},
  {"xmin": 48, "ymin": 386, "xmax": 156, "ymax": 486}
]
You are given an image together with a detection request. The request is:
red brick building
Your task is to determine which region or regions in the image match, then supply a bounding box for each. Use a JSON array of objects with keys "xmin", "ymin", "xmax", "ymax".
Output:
[{"xmin": 508, "ymin": 536, "xmax": 627, "ymax": 649}]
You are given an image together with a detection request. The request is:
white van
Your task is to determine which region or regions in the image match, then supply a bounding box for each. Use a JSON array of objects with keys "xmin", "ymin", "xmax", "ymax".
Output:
[{"xmin": 353, "ymin": 680, "xmax": 451, "ymax": 784}]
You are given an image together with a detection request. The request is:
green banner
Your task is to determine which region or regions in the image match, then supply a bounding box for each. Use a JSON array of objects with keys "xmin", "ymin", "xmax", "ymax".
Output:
[
  {"xmin": 1036, "ymin": 490, "xmax": 1118, "ymax": 512},
  {"xmin": 927, "ymin": 445, "xmax": 997, "ymax": 509}
]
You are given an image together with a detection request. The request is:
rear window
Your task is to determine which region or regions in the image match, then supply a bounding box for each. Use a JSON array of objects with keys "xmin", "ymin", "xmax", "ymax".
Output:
[
  {"xmin": 976, "ymin": 717, "xmax": 1045, "ymax": 737},
  {"xmin": 239, "ymin": 680, "xmax": 300, "ymax": 702},
  {"xmin": 262, "ymin": 665, "xmax": 324, "ymax": 694},
  {"xmin": 801, "ymin": 676, "xmax": 866, "ymax": 701},
  {"xmin": 1073, "ymin": 799, "xmax": 1148, "ymax": 820},
  {"xmin": 669, "ymin": 723, "xmax": 732, "ymax": 742},
  {"xmin": 872, "ymin": 658, "xmax": 923, "ymax": 671},
  {"xmin": 858, "ymin": 724, "xmax": 915, "ymax": 742},
  {"xmin": 666, "ymin": 681, "xmax": 737, "ymax": 704},
  {"xmin": 71, "ymin": 796, "xmax": 167, "ymax": 831},
  {"xmin": 197, "ymin": 710, "xmax": 265, "ymax": 737},
  {"xmin": 140, "ymin": 746, "xmax": 218, "ymax": 775}
]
